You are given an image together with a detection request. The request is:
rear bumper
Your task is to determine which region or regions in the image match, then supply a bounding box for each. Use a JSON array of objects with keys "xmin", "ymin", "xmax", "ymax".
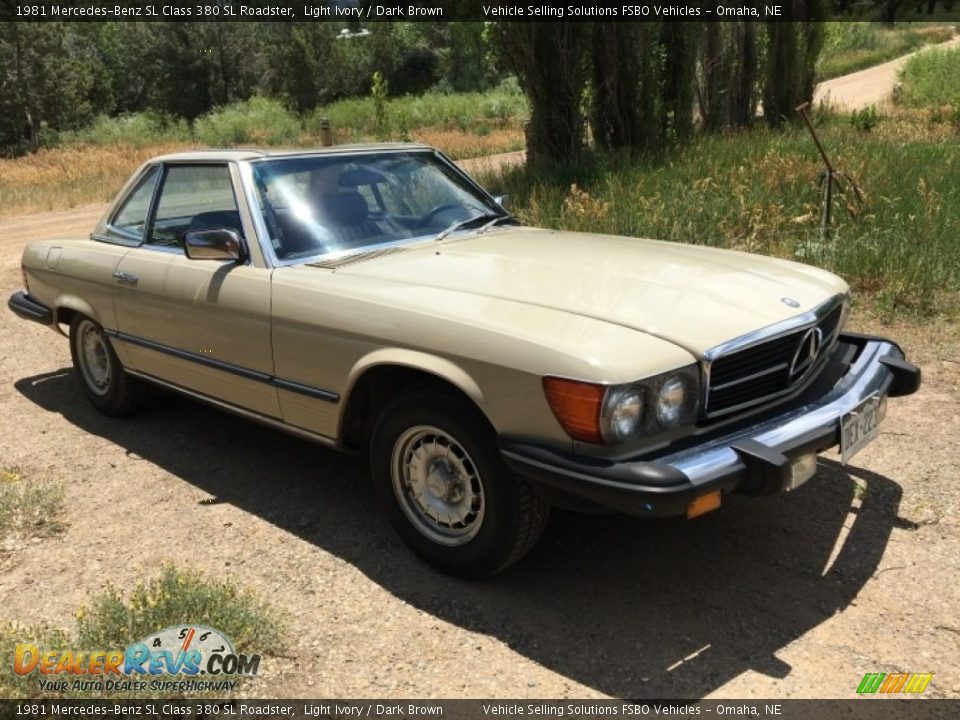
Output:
[
  {"xmin": 501, "ymin": 333, "xmax": 921, "ymax": 517},
  {"xmin": 8, "ymin": 291, "xmax": 53, "ymax": 325}
]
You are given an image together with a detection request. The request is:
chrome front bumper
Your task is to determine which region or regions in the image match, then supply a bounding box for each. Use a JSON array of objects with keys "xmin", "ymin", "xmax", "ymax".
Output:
[{"xmin": 501, "ymin": 333, "xmax": 921, "ymax": 517}]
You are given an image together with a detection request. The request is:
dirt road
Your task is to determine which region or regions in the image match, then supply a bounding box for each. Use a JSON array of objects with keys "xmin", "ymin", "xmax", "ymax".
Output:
[
  {"xmin": 815, "ymin": 35, "xmax": 960, "ymax": 109},
  {"xmin": 1, "ymin": 130, "xmax": 958, "ymax": 701}
]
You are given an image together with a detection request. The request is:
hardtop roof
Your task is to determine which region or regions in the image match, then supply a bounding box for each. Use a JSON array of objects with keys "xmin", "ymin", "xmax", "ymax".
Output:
[{"xmin": 150, "ymin": 143, "xmax": 434, "ymax": 164}]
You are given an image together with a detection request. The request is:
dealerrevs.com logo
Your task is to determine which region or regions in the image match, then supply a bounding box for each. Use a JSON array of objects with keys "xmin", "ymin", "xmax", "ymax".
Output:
[
  {"xmin": 13, "ymin": 625, "xmax": 260, "ymax": 693},
  {"xmin": 856, "ymin": 672, "xmax": 934, "ymax": 695}
]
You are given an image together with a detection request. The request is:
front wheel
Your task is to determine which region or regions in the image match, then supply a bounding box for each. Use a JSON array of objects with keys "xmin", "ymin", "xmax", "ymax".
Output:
[
  {"xmin": 370, "ymin": 391, "xmax": 550, "ymax": 577},
  {"xmin": 69, "ymin": 315, "xmax": 145, "ymax": 416}
]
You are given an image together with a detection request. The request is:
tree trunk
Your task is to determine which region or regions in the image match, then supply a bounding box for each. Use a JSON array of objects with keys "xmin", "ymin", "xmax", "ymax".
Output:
[
  {"xmin": 701, "ymin": 23, "xmax": 723, "ymax": 132},
  {"xmin": 591, "ymin": 22, "xmax": 640, "ymax": 149},
  {"xmin": 661, "ymin": 22, "xmax": 699, "ymax": 141},
  {"xmin": 499, "ymin": 23, "xmax": 589, "ymax": 165},
  {"xmin": 763, "ymin": 21, "xmax": 798, "ymax": 127},
  {"xmin": 731, "ymin": 22, "xmax": 758, "ymax": 127}
]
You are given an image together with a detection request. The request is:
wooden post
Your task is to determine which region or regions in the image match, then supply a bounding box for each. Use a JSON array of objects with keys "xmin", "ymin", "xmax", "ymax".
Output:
[{"xmin": 319, "ymin": 118, "xmax": 333, "ymax": 147}]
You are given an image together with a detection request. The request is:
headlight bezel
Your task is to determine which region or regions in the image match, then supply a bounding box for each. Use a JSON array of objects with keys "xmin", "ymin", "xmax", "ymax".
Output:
[{"xmin": 544, "ymin": 365, "xmax": 701, "ymax": 446}]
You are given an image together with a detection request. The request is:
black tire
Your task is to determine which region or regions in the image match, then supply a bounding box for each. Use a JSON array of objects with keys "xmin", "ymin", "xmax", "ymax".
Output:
[
  {"xmin": 370, "ymin": 389, "xmax": 550, "ymax": 577},
  {"xmin": 69, "ymin": 315, "xmax": 145, "ymax": 416}
]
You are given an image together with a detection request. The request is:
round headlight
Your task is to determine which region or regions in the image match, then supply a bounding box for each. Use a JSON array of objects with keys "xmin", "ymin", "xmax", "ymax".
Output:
[
  {"xmin": 601, "ymin": 387, "xmax": 644, "ymax": 443},
  {"xmin": 656, "ymin": 376, "xmax": 688, "ymax": 427}
]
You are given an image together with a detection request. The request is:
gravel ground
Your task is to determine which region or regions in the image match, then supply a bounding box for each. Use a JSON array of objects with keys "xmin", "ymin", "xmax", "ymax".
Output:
[{"xmin": 0, "ymin": 170, "xmax": 958, "ymax": 700}]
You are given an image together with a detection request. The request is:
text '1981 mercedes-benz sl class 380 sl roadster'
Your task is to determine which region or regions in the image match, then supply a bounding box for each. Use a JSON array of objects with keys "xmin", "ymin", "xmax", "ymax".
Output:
[{"xmin": 8, "ymin": 144, "xmax": 921, "ymax": 576}]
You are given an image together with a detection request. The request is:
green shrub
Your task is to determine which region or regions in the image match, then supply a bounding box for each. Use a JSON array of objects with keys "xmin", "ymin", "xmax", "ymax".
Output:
[
  {"xmin": 0, "ymin": 623, "xmax": 72, "ymax": 698},
  {"xmin": 56, "ymin": 112, "xmax": 189, "ymax": 147},
  {"xmin": 76, "ymin": 564, "xmax": 284, "ymax": 654},
  {"xmin": 371, "ymin": 71, "xmax": 389, "ymax": 140},
  {"xmin": 898, "ymin": 46, "xmax": 960, "ymax": 108},
  {"xmin": 850, "ymin": 105, "xmax": 881, "ymax": 132},
  {"xmin": 0, "ymin": 565, "xmax": 283, "ymax": 698},
  {"xmin": 306, "ymin": 80, "xmax": 528, "ymax": 139},
  {"xmin": 194, "ymin": 97, "xmax": 302, "ymax": 147}
]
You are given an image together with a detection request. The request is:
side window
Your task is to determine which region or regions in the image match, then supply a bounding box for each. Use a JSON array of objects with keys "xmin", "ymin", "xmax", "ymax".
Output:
[
  {"xmin": 109, "ymin": 166, "xmax": 160, "ymax": 242},
  {"xmin": 147, "ymin": 165, "xmax": 241, "ymax": 250}
]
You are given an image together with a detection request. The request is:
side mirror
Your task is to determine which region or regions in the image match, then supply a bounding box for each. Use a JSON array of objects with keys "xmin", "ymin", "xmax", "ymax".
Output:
[
  {"xmin": 493, "ymin": 195, "xmax": 510, "ymax": 211},
  {"xmin": 183, "ymin": 229, "xmax": 243, "ymax": 262}
]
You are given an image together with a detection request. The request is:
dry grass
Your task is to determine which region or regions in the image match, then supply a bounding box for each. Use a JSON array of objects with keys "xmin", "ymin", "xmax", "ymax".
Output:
[
  {"xmin": 0, "ymin": 128, "xmax": 525, "ymax": 219},
  {"xmin": 408, "ymin": 127, "xmax": 525, "ymax": 159},
  {"xmin": 0, "ymin": 466, "xmax": 65, "ymax": 548},
  {"xmin": 0, "ymin": 142, "xmax": 195, "ymax": 219}
]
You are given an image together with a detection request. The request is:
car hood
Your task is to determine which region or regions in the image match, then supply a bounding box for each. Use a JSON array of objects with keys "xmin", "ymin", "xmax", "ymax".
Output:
[{"xmin": 334, "ymin": 227, "xmax": 848, "ymax": 356}]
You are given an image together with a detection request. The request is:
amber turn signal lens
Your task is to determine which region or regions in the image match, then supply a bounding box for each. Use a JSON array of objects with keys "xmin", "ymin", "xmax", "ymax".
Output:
[
  {"xmin": 686, "ymin": 490, "xmax": 722, "ymax": 519},
  {"xmin": 542, "ymin": 377, "xmax": 605, "ymax": 444}
]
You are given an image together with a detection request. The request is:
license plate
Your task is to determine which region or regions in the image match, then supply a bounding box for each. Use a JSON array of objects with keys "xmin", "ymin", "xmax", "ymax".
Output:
[{"xmin": 840, "ymin": 393, "xmax": 885, "ymax": 464}]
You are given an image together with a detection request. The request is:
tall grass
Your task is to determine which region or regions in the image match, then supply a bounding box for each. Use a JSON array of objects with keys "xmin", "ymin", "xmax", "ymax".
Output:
[
  {"xmin": 0, "ymin": 142, "xmax": 193, "ymax": 216},
  {"xmin": 897, "ymin": 45, "xmax": 960, "ymax": 107},
  {"xmin": 818, "ymin": 22, "xmax": 954, "ymax": 80},
  {"xmin": 489, "ymin": 114, "xmax": 960, "ymax": 319}
]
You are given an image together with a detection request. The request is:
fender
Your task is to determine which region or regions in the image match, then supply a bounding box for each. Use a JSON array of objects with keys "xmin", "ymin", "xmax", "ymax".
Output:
[
  {"xmin": 53, "ymin": 295, "xmax": 100, "ymax": 338},
  {"xmin": 52, "ymin": 295, "xmax": 131, "ymax": 368},
  {"xmin": 340, "ymin": 348, "xmax": 486, "ymax": 425},
  {"xmin": 55, "ymin": 294, "xmax": 100, "ymax": 326}
]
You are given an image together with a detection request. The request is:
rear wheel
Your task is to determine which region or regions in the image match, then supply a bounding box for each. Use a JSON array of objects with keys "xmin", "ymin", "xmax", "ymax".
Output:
[
  {"xmin": 370, "ymin": 390, "xmax": 550, "ymax": 577},
  {"xmin": 69, "ymin": 315, "xmax": 145, "ymax": 416}
]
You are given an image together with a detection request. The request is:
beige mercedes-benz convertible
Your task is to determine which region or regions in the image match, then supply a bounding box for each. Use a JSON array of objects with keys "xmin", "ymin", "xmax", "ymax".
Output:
[{"xmin": 9, "ymin": 144, "xmax": 920, "ymax": 576}]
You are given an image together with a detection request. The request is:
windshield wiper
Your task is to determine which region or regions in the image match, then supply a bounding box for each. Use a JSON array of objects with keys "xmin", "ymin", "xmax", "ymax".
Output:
[
  {"xmin": 433, "ymin": 212, "xmax": 505, "ymax": 243},
  {"xmin": 477, "ymin": 214, "xmax": 515, "ymax": 235}
]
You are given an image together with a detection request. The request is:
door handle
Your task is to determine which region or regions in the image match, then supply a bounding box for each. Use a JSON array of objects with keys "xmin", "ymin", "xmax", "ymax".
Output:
[{"xmin": 112, "ymin": 271, "xmax": 139, "ymax": 286}]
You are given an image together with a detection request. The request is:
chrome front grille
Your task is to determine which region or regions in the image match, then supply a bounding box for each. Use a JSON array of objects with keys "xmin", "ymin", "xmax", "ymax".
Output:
[{"xmin": 704, "ymin": 298, "xmax": 846, "ymax": 418}]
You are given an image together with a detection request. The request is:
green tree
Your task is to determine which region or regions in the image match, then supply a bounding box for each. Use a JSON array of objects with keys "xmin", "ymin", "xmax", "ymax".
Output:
[
  {"xmin": 264, "ymin": 24, "xmax": 336, "ymax": 113},
  {"xmin": 591, "ymin": 22, "xmax": 697, "ymax": 155},
  {"xmin": 660, "ymin": 22, "xmax": 700, "ymax": 142},
  {"xmin": 591, "ymin": 23, "xmax": 647, "ymax": 151},
  {"xmin": 497, "ymin": 22, "xmax": 590, "ymax": 165},
  {"xmin": 443, "ymin": 22, "xmax": 493, "ymax": 92},
  {"xmin": 0, "ymin": 22, "xmax": 94, "ymax": 153},
  {"xmin": 700, "ymin": 22, "xmax": 759, "ymax": 131},
  {"xmin": 763, "ymin": 1, "xmax": 827, "ymax": 127}
]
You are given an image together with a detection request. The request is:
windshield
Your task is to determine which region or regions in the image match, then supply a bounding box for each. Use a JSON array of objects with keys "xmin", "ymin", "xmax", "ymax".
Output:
[{"xmin": 249, "ymin": 151, "xmax": 507, "ymax": 261}]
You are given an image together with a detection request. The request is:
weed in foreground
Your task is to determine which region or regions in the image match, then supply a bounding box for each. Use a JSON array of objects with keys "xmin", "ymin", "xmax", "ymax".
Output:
[
  {"xmin": 0, "ymin": 565, "xmax": 284, "ymax": 699},
  {"xmin": 75, "ymin": 564, "xmax": 284, "ymax": 655},
  {"xmin": 0, "ymin": 466, "xmax": 65, "ymax": 547}
]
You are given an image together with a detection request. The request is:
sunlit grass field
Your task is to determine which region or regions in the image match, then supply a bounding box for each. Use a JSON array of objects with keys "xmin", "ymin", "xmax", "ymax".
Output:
[{"xmin": 486, "ymin": 107, "xmax": 959, "ymax": 320}]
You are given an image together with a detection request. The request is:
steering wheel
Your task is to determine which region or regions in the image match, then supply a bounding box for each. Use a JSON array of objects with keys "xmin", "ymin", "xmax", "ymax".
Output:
[{"xmin": 415, "ymin": 203, "xmax": 466, "ymax": 229}]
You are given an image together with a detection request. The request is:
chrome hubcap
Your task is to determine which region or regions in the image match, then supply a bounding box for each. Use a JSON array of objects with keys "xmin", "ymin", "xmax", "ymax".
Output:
[
  {"xmin": 391, "ymin": 425, "xmax": 485, "ymax": 546},
  {"xmin": 77, "ymin": 320, "xmax": 111, "ymax": 396}
]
